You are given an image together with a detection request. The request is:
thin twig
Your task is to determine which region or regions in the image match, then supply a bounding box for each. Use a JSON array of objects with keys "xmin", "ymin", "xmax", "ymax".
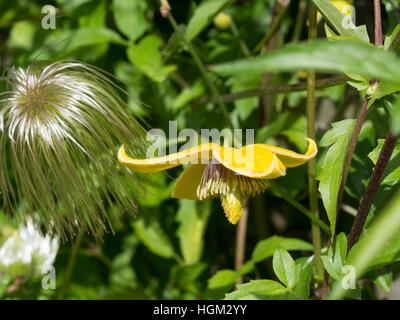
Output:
[
  {"xmin": 270, "ymin": 181, "xmax": 330, "ymax": 234},
  {"xmin": 336, "ymin": 0, "xmax": 385, "ymax": 229},
  {"xmin": 307, "ymin": 1, "xmax": 324, "ymax": 283},
  {"xmin": 253, "ymin": 0, "xmax": 290, "ymax": 53},
  {"xmin": 292, "ymin": 0, "xmax": 307, "ymax": 43},
  {"xmin": 374, "ymin": 0, "xmax": 383, "ymax": 47},
  {"xmin": 336, "ymin": 97, "xmax": 369, "ymax": 220},
  {"xmin": 230, "ymin": 20, "xmax": 251, "ymax": 57},
  {"xmin": 58, "ymin": 233, "xmax": 84, "ymax": 300},
  {"xmin": 212, "ymin": 75, "xmax": 349, "ymax": 103},
  {"xmin": 235, "ymin": 200, "xmax": 249, "ymax": 284},
  {"xmin": 162, "ymin": 3, "xmax": 231, "ymax": 125},
  {"xmin": 257, "ymin": 2, "xmax": 288, "ymax": 125}
]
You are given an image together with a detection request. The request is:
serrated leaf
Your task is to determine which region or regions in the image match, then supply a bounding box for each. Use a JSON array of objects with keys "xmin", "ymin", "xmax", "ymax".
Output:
[
  {"xmin": 211, "ymin": 40, "xmax": 400, "ymax": 86},
  {"xmin": 185, "ymin": 0, "xmax": 235, "ymax": 41},
  {"xmin": 251, "ymin": 236, "xmax": 313, "ymax": 263},
  {"xmin": 318, "ymin": 119, "xmax": 356, "ymax": 235}
]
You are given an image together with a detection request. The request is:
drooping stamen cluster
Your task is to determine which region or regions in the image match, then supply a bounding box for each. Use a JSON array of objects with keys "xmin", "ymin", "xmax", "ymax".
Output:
[{"xmin": 196, "ymin": 161, "xmax": 270, "ymax": 224}]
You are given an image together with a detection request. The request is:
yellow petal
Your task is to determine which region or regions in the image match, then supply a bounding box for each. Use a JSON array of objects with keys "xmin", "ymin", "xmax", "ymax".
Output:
[
  {"xmin": 118, "ymin": 143, "xmax": 215, "ymax": 173},
  {"xmin": 258, "ymin": 138, "xmax": 317, "ymax": 168},
  {"xmin": 172, "ymin": 164, "xmax": 207, "ymax": 200},
  {"xmin": 214, "ymin": 144, "xmax": 286, "ymax": 179}
]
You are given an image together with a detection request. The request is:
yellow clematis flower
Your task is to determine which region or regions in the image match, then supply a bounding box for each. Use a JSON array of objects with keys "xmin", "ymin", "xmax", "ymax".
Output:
[
  {"xmin": 118, "ymin": 139, "xmax": 317, "ymax": 224},
  {"xmin": 318, "ymin": 0, "xmax": 354, "ymax": 21}
]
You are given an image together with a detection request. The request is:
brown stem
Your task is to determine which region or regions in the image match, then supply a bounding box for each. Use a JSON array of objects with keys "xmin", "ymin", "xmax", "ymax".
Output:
[
  {"xmin": 235, "ymin": 200, "xmax": 249, "ymax": 284},
  {"xmin": 253, "ymin": 0, "xmax": 290, "ymax": 53},
  {"xmin": 213, "ymin": 75, "xmax": 349, "ymax": 104},
  {"xmin": 374, "ymin": 0, "xmax": 383, "ymax": 47},
  {"xmin": 336, "ymin": 98, "xmax": 369, "ymax": 222},
  {"xmin": 347, "ymin": 132, "xmax": 398, "ymax": 252},
  {"xmin": 336, "ymin": 0, "xmax": 384, "ymax": 237},
  {"xmin": 257, "ymin": 2, "xmax": 283, "ymax": 126},
  {"xmin": 6, "ymin": 277, "xmax": 26, "ymax": 295},
  {"xmin": 307, "ymin": 0, "xmax": 324, "ymax": 283}
]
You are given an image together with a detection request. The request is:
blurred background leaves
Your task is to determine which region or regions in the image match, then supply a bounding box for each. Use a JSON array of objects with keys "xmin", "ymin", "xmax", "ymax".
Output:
[{"xmin": 0, "ymin": 0, "xmax": 400, "ymax": 300}]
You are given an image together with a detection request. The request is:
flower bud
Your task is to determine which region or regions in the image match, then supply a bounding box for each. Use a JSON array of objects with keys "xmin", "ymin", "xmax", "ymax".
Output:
[{"xmin": 214, "ymin": 12, "xmax": 232, "ymax": 30}]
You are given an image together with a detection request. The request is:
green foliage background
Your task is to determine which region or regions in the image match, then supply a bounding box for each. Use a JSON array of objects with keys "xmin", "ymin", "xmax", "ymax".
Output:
[{"xmin": 1, "ymin": 0, "xmax": 400, "ymax": 300}]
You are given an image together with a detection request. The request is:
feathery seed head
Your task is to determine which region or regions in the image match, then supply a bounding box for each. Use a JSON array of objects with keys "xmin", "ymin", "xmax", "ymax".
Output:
[{"xmin": 0, "ymin": 61, "xmax": 147, "ymax": 239}]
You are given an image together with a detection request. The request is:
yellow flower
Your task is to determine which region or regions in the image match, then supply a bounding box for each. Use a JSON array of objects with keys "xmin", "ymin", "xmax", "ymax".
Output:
[
  {"xmin": 118, "ymin": 139, "xmax": 317, "ymax": 224},
  {"xmin": 318, "ymin": 0, "xmax": 354, "ymax": 21}
]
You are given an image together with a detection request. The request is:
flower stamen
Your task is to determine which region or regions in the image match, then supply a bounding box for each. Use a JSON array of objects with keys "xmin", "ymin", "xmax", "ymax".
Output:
[{"xmin": 196, "ymin": 161, "xmax": 270, "ymax": 223}]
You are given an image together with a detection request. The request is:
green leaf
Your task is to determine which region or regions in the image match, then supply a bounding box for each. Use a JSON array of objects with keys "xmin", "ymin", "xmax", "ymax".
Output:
[
  {"xmin": 321, "ymin": 233, "xmax": 347, "ymax": 280},
  {"xmin": 138, "ymin": 173, "xmax": 175, "ymax": 207},
  {"xmin": 256, "ymin": 112, "xmax": 291, "ymax": 143},
  {"xmin": 39, "ymin": 27, "xmax": 128, "ymax": 60},
  {"xmin": 329, "ymin": 189, "xmax": 400, "ymax": 299},
  {"xmin": 272, "ymin": 249, "xmax": 300, "ymax": 289},
  {"xmin": 369, "ymin": 138, "xmax": 400, "ymax": 186},
  {"xmin": 385, "ymin": 96, "xmax": 400, "ymax": 136},
  {"xmin": 208, "ymin": 270, "xmax": 238, "ymax": 289},
  {"xmin": 112, "ymin": 0, "xmax": 148, "ymax": 41},
  {"xmin": 211, "ymin": 40, "xmax": 400, "ymax": 85},
  {"xmin": 127, "ymin": 35, "xmax": 176, "ymax": 82},
  {"xmin": 227, "ymin": 74, "xmax": 261, "ymax": 121},
  {"xmin": 131, "ymin": 216, "xmax": 176, "ymax": 259},
  {"xmin": 294, "ymin": 257, "xmax": 314, "ymax": 299},
  {"xmin": 318, "ymin": 119, "xmax": 356, "ymax": 236},
  {"xmin": 171, "ymin": 80, "xmax": 205, "ymax": 112},
  {"xmin": 67, "ymin": 27, "xmax": 128, "ymax": 48},
  {"xmin": 384, "ymin": 23, "xmax": 400, "ymax": 51},
  {"xmin": 8, "ymin": 21, "xmax": 37, "ymax": 50},
  {"xmin": 312, "ymin": 0, "xmax": 370, "ymax": 43},
  {"xmin": 171, "ymin": 263, "xmax": 207, "ymax": 290},
  {"xmin": 282, "ymin": 115, "xmax": 308, "ymax": 152},
  {"xmin": 368, "ymin": 81, "xmax": 400, "ymax": 107},
  {"xmin": 225, "ymin": 280, "xmax": 287, "ymax": 300},
  {"xmin": 78, "ymin": 0, "xmax": 106, "ymax": 28},
  {"xmin": 370, "ymin": 269, "xmax": 393, "ymax": 292},
  {"xmin": 109, "ymin": 234, "xmax": 139, "ymax": 289},
  {"xmin": 176, "ymin": 200, "xmax": 210, "ymax": 265},
  {"xmin": 358, "ymin": 232, "xmax": 400, "ymax": 271},
  {"xmin": 251, "ymin": 236, "xmax": 313, "ymax": 263},
  {"xmin": 185, "ymin": 0, "xmax": 235, "ymax": 41}
]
